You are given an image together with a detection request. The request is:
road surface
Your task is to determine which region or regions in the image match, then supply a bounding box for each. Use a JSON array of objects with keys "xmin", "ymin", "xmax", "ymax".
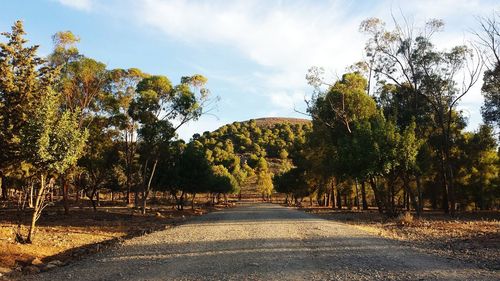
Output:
[{"xmin": 31, "ymin": 203, "xmax": 499, "ymax": 280}]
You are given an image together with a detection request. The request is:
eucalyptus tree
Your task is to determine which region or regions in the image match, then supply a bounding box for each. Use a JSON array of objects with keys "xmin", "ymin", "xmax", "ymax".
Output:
[
  {"xmin": 108, "ymin": 68, "xmax": 148, "ymax": 204},
  {"xmin": 45, "ymin": 31, "xmax": 112, "ymax": 213},
  {"xmin": 129, "ymin": 74, "xmax": 213, "ymax": 213},
  {"xmin": 474, "ymin": 14, "xmax": 500, "ymax": 131},
  {"xmin": 48, "ymin": 30, "xmax": 81, "ymax": 70},
  {"xmin": 360, "ymin": 17, "xmax": 483, "ymax": 215},
  {"xmin": 77, "ymin": 116, "xmax": 120, "ymax": 211},
  {"xmin": 306, "ymin": 72, "xmax": 379, "ymax": 206}
]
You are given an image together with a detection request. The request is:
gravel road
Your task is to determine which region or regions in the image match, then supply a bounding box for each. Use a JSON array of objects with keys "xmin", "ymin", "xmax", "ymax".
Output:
[{"xmin": 30, "ymin": 203, "xmax": 499, "ymax": 281}]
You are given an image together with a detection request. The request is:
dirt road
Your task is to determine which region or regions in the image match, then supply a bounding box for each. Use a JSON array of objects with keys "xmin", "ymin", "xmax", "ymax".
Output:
[{"xmin": 30, "ymin": 203, "xmax": 499, "ymax": 280}]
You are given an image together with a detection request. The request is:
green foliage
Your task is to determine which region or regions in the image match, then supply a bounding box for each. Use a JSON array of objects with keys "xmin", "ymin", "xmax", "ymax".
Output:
[
  {"xmin": 256, "ymin": 169, "xmax": 274, "ymax": 197},
  {"xmin": 274, "ymin": 167, "xmax": 311, "ymax": 198},
  {"xmin": 0, "ymin": 20, "xmax": 58, "ymax": 175},
  {"xmin": 22, "ymin": 90, "xmax": 88, "ymax": 175},
  {"xmin": 49, "ymin": 30, "xmax": 81, "ymax": 68},
  {"xmin": 210, "ymin": 165, "xmax": 239, "ymax": 194},
  {"xmin": 176, "ymin": 141, "xmax": 212, "ymax": 195},
  {"xmin": 481, "ymin": 64, "xmax": 500, "ymax": 130}
]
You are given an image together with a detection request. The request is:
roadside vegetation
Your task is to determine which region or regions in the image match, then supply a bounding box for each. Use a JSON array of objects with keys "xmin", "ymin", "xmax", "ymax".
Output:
[{"xmin": 0, "ymin": 12, "xmax": 499, "ymax": 279}]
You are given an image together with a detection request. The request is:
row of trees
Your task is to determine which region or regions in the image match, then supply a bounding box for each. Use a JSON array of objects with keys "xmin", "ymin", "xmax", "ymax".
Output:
[
  {"xmin": 0, "ymin": 21, "xmax": 313, "ymax": 243},
  {"xmin": 0, "ymin": 21, "xmax": 221, "ymax": 242},
  {"xmin": 276, "ymin": 16, "xmax": 499, "ymax": 216}
]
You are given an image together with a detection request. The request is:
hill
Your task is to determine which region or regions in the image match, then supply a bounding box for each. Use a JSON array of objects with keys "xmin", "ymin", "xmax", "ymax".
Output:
[
  {"xmin": 250, "ymin": 117, "xmax": 311, "ymax": 127},
  {"xmin": 193, "ymin": 117, "xmax": 313, "ymax": 198}
]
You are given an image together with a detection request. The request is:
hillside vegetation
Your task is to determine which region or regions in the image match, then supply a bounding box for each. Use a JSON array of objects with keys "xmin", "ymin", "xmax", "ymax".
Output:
[{"xmin": 193, "ymin": 119, "xmax": 312, "ymax": 198}]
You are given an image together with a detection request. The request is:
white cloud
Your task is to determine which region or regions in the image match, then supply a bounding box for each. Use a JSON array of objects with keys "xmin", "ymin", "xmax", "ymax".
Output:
[
  {"xmin": 55, "ymin": 0, "xmax": 500, "ymax": 131},
  {"xmin": 57, "ymin": 0, "xmax": 93, "ymax": 11},
  {"xmin": 131, "ymin": 0, "xmax": 366, "ymax": 104}
]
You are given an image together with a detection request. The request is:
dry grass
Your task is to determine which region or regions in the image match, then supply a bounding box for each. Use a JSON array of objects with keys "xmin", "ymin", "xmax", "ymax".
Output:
[
  {"xmin": 303, "ymin": 207, "xmax": 500, "ymax": 270},
  {"xmin": 251, "ymin": 117, "xmax": 311, "ymax": 127},
  {"xmin": 0, "ymin": 202, "xmax": 222, "ymax": 277}
]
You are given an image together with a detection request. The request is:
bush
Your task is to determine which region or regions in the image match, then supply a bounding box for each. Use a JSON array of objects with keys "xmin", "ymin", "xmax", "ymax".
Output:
[{"xmin": 396, "ymin": 212, "xmax": 414, "ymax": 226}]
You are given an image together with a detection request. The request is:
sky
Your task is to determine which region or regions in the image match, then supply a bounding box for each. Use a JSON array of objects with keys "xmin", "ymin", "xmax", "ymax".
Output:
[{"xmin": 1, "ymin": 0, "xmax": 499, "ymax": 140}]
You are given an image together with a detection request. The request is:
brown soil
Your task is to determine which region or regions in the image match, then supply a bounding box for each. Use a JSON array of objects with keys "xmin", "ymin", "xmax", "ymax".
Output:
[
  {"xmin": 0, "ymin": 202, "xmax": 225, "ymax": 277},
  {"xmin": 303, "ymin": 207, "xmax": 500, "ymax": 270}
]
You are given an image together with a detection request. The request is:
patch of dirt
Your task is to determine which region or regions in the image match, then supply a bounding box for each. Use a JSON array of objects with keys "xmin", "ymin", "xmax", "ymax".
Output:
[
  {"xmin": 0, "ymin": 202, "xmax": 228, "ymax": 279},
  {"xmin": 303, "ymin": 207, "xmax": 500, "ymax": 270}
]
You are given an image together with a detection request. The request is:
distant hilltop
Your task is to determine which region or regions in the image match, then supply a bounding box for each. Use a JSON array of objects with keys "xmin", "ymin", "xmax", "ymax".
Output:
[{"xmin": 244, "ymin": 117, "xmax": 311, "ymax": 127}]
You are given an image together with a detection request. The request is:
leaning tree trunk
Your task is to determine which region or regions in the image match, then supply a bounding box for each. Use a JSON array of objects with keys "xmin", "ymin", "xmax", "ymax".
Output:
[
  {"xmin": 142, "ymin": 159, "xmax": 158, "ymax": 215},
  {"xmin": 27, "ymin": 174, "xmax": 49, "ymax": 243},
  {"xmin": 88, "ymin": 188, "xmax": 98, "ymax": 212},
  {"xmin": 191, "ymin": 193, "xmax": 196, "ymax": 209},
  {"xmin": 369, "ymin": 177, "xmax": 385, "ymax": 215}
]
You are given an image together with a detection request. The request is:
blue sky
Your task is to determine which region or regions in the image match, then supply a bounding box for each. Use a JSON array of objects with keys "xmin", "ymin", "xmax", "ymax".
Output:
[{"xmin": 1, "ymin": 0, "xmax": 499, "ymax": 140}]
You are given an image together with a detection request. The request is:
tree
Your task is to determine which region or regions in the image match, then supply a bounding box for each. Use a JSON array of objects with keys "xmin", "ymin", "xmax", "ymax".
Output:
[
  {"xmin": 77, "ymin": 117, "xmax": 119, "ymax": 211},
  {"xmin": 458, "ymin": 125, "xmax": 499, "ymax": 209},
  {"xmin": 255, "ymin": 158, "xmax": 273, "ymax": 200},
  {"xmin": 360, "ymin": 17, "xmax": 482, "ymax": 216},
  {"xmin": 0, "ymin": 21, "xmax": 87, "ymax": 242},
  {"xmin": 108, "ymin": 68, "xmax": 148, "ymax": 204},
  {"xmin": 48, "ymin": 30, "xmax": 81, "ymax": 70},
  {"xmin": 481, "ymin": 64, "xmax": 500, "ymax": 130},
  {"xmin": 0, "ymin": 21, "xmax": 57, "ymax": 199},
  {"xmin": 210, "ymin": 165, "xmax": 239, "ymax": 202},
  {"xmin": 21, "ymin": 90, "xmax": 87, "ymax": 242},
  {"xmin": 474, "ymin": 14, "xmax": 500, "ymax": 130},
  {"xmin": 129, "ymin": 74, "xmax": 213, "ymax": 213},
  {"xmin": 176, "ymin": 141, "xmax": 211, "ymax": 210},
  {"xmin": 48, "ymin": 33, "xmax": 110, "ymax": 214},
  {"xmin": 274, "ymin": 167, "xmax": 310, "ymax": 205}
]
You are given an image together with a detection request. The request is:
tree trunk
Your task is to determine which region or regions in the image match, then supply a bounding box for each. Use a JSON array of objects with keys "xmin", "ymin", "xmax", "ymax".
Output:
[
  {"xmin": 177, "ymin": 191, "xmax": 185, "ymax": 210},
  {"xmin": 369, "ymin": 177, "xmax": 384, "ymax": 214},
  {"xmin": 0, "ymin": 176, "xmax": 6, "ymax": 200},
  {"xmin": 76, "ymin": 187, "xmax": 80, "ymax": 203},
  {"xmin": 191, "ymin": 193, "xmax": 196, "ymax": 209},
  {"xmin": 28, "ymin": 182, "xmax": 34, "ymax": 208},
  {"xmin": 27, "ymin": 174, "xmax": 46, "ymax": 243},
  {"xmin": 440, "ymin": 159, "xmax": 449, "ymax": 214},
  {"xmin": 62, "ymin": 177, "xmax": 70, "ymax": 215},
  {"xmin": 87, "ymin": 187, "xmax": 98, "ymax": 212},
  {"xmin": 415, "ymin": 174, "xmax": 423, "ymax": 217},
  {"xmin": 325, "ymin": 189, "xmax": 330, "ymax": 207},
  {"xmin": 134, "ymin": 191, "xmax": 139, "ymax": 209},
  {"xmin": 361, "ymin": 180, "xmax": 368, "ymax": 210},
  {"xmin": 142, "ymin": 159, "xmax": 158, "ymax": 215},
  {"xmin": 446, "ymin": 160, "xmax": 456, "ymax": 216},
  {"xmin": 354, "ymin": 179, "xmax": 360, "ymax": 210},
  {"xmin": 331, "ymin": 180, "xmax": 337, "ymax": 209},
  {"xmin": 336, "ymin": 188, "xmax": 342, "ymax": 210}
]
